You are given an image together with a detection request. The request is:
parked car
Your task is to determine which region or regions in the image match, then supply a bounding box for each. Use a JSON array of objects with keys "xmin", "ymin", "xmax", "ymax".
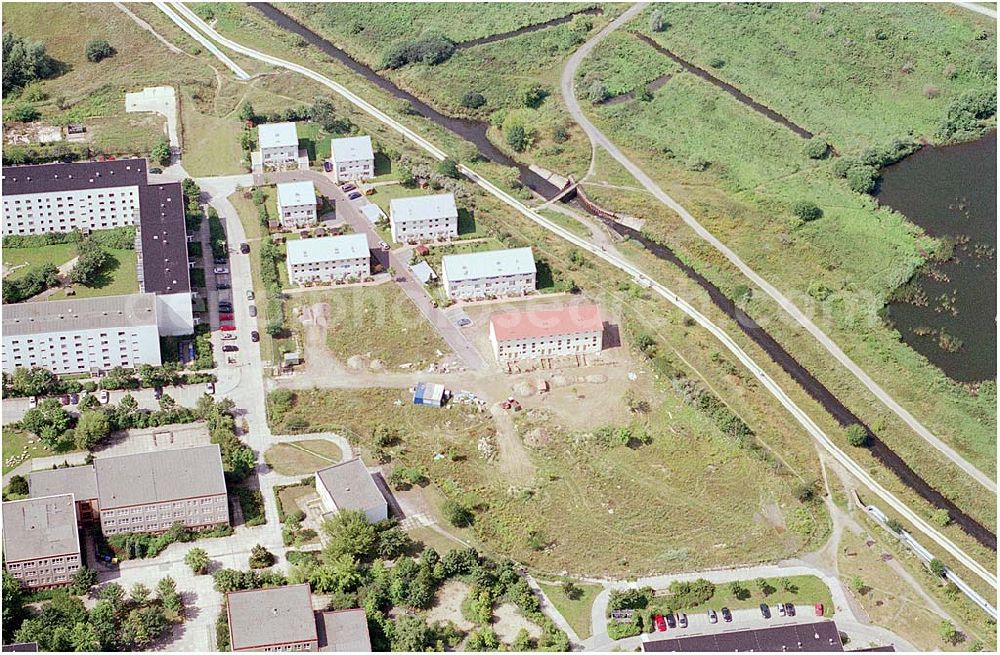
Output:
[
  {"xmin": 250, "ymin": 331, "xmax": 260, "ymax": 343},
  {"xmin": 153, "ymin": 386, "xmax": 163, "ymax": 400},
  {"xmin": 677, "ymin": 613, "xmax": 688, "ymax": 628},
  {"xmin": 785, "ymin": 603, "xmax": 796, "ymax": 617},
  {"xmin": 207, "ymin": 382, "xmax": 215, "ymax": 394},
  {"xmin": 707, "ymin": 609, "xmax": 718, "ymax": 624},
  {"xmin": 721, "ymin": 607, "xmax": 733, "ymax": 623},
  {"xmin": 222, "ymin": 345, "xmax": 239, "ymax": 353},
  {"xmin": 665, "ymin": 613, "xmax": 677, "ymax": 629},
  {"xmin": 28, "ymin": 396, "xmax": 37, "ymax": 408},
  {"xmin": 219, "ymin": 301, "xmax": 233, "ymax": 309},
  {"xmin": 240, "ymin": 243, "xmax": 250, "ymax": 254},
  {"xmin": 654, "ymin": 615, "xmax": 667, "ymax": 632},
  {"xmin": 456, "ymin": 317, "xmax": 472, "ymax": 327},
  {"xmin": 394, "ymin": 276, "xmax": 406, "ymax": 282},
  {"xmin": 342, "ymin": 183, "xmax": 357, "ymax": 192},
  {"xmin": 213, "ymin": 266, "xmax": 229, "ymax": 274},
  {"xmin": 69, "ymin": 393, "xmax": 80, "ymax": 405},
  {"xmin": 217, "ymin": 283, "xmax": 232, "ymax": 290},
  {"xmin": 778, "ymin": 604, "xmax": 786, "ymax": 617},
  {"xmin": 220, "ymin": 313, "xmax": 235, "ymax": 321},
  {"xmin": 220, "ymin": 325, "xmax": 237, "ymax": 332},
  {"xmin": 759, "ymin": 604, "xmax": 771, "ymax": 619},
  {"xmin": 814, "ymin": 603, "xmax": 824, "ymax": 617},
  {"xmin": 348, "ymin": 191, "xmax": 362, "ymax": 200},
  {"xmin": 248, "ymin": 305, "xmax": 257, "ymax": 317},
  {"xmin": 98, "ymin": 390, "xmax": 110, "ymax": 404},
  {"xmin": 378, "ymin": 240, "xmax": 389, "ymax": 250},
  {"xmin": 58, "ymin": 394, "xmax": 70, "ymax": 406},
  {"xmin": 246, "ymin": 289, "xmax": 255, "ymax": 301},
  {"xmin": 222, "ymin": 333, "xmax": 238, "ymax": 341},
  {"xmin": 323, "ymin": 161, "xmax": 333, "ymax": 172}
]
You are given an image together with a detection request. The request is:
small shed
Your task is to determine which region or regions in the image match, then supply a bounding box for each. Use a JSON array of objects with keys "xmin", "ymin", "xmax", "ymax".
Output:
[
  {"xmin": 415, "ymin": 245, "xmax": 430, "ymax": 256},
  {"xmin": 360, "ymin": 203, "xmax": 386, "ymax": 224},
  {"xmin": 413, "ymin": 382, "xmax": 448, "ymax": 408},
  {"xmin": 411, "ymin": 261, "xmax": 436, "ymax": 285},
  {"xmin": 283, "ymin": 352, "xmax": 302, "ymax": 366}
]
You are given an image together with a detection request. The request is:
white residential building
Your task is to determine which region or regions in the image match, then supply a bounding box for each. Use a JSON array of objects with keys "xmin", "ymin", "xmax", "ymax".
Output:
[
  {"xmin": 2, "ymin": 494, "xmax": 82, "ymax": 590},
  {"xmin": 441, "ymin": 247, "xmax": 536, "ymax": 300},
  {"xmin": 389, "ymin": 193, "xmax": 458, "ymax": 243},
  {"xmin": 315, "ymin": 458, "xmax": 388, "ymax": 524},
  {"xmin": 286, "ymin": 234, "xmax": 370, "ymax": 285},
  {"xmin": 330, "ymin": 135, "xmax": 375, "ymax": 183},
  {"xmin": 257, "ymin": 122, "xmax": 299, "ymax": 165},
  {"xmin": 2, "ymin": 294, "xmax": 163, "ymax": 375},
  {"xmin": 276, "ymin": 181, "xmax": 318, "ymax": 228},
  {"xmin": 489, "ymin": 303, "xmax": 604, "ymax": 362}
]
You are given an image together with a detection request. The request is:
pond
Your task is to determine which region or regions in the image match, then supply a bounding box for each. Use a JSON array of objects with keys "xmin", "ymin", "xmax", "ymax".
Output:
[{"xmin": 879, "ymin": 130, "xmax": 996, "ymax": 384}]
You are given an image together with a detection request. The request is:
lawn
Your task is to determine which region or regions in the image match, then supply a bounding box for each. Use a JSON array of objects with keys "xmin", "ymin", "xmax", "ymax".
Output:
[
  {"xmin": 180, "ymin": 92, "xmax": 245, "ymax": 176},
  {"xmin": 88, "ymin": 113, "xmax": 168, "ymax": 155},
  {"xmin": 535, "ymin": 209, "xmax": 593, "ymax": 239},
  {"xmin": 276, "ymin": 483, "xmax": 317, "ymax": 522},
  {"xmin": 536, "ymin": 578, "xmax": 602, "ymax": 639},
  {"xmin": 48, "ymin": 248, "xmax": 138, "ymax": 300},
  {"xmin": 2, "ymin": 429, "xmax": 78, "ymax": 475},
  {"xmin": 3, "ymin": 243, "xmax": 77, "ymax": 280},
  {"xmin": 264, "ymin": 439, "xmax": 343, "ymax": 475},
  {"xmin": 284, "ymin": 284, "xmax": 450, "ymax": 368},
  {"xmin": 408, "ymin": 526, "xmax": 466, "ymax": 555}
]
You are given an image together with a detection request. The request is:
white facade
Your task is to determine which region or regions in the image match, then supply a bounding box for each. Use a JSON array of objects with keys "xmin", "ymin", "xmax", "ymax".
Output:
[
  {"xmin": 441, "ymin": 247, "xmax": 536, "ymax": 300},
  {"xmin": 276, "ymin": 181, "xmax": 318, "ymax": 228},
  {"xmin": 389, "ymin": 193, "xmax": 458, "ymax": 243},
  {"xmin": 3, "ymin": 185, "xmax": 140, "ymax": 236},
  {"xmin": 488, "ymin": 304, "xmax": 604, "ymax": 362},
  {"xmin": 2, "ymin": 294, "xmax": 163, "ymax": 374},
  {"xmin": 285, "ymin": 234, "xmax": 370, "ymax": 285},
  {"xmin": 330, "ymin": 135, "xmax": 375, "ymax": 183},
  {"xmin": 257, "ymin": 122, "xmax": 299, "ymax": 164}
]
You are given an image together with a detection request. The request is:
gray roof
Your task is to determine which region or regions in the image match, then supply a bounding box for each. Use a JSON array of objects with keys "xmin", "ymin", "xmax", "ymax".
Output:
[
  {"xmin": 330, "ymin": 135, "xmax": 373, "ymax": 163},
  {"xmin": 286, "ymin": 234, "xmax": 369, "ymax": 266},
  {"xmin": 2, "ymin": 293, "xmax": 158, "ymax": 337},
  {"xmin": 2, "ymin": 494, "xmax": 80, "ymax": 563},
  {"xmin": 94, "ymin": 444, "xmax": 226, "ymax": 510},
  {"xmin": 317, "ymin": 609, "xmax": 371, "ymax": 652},
  {"xmin": 389, "ymin": 193, "xmax": 457, "ymax": 223},
  {"xmin": 442, "ymin": 247, "xmax": 535, "ymax": 282},
  {"xmin": 29, "ymin": 465, "xmax": 98, "ymax": 502},
  {"xmin": 227, "ymin": 584, "xmax": 317, "ymax": 651},
  {"xmin": 316, "ymin": 458, "xmax": 385, "ymax": 514},
  {"xmin": 258, "ymin": 122, "xmax": 298, "ymax": 149}
]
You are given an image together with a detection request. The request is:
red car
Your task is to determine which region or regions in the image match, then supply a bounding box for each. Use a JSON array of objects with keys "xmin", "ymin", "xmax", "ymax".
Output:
[
  {"xmin": 814, "ymin": 603, "xmax": 824, "ymax": 616},
  {"xmin": 220, "ymin": 325, "xmax": 237, "ymax": 332},
  {"xmin": 654, "ymin": 615, "xmax": 667, "ymax": 632},
  {"xmin": 219, "ymin": 313, "xmax": 234, "ymax": 321}
]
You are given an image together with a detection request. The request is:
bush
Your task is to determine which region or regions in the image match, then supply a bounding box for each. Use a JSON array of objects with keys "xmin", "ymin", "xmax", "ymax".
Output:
[
  {"xmin": 803, "ymin": 138, "xmax": 829, "ymax": 159},
  {"xmin": 437, "ymin": 158, "xmax": 460, "ymax": 179},
  {"xmin": 249, "ymin": 544, "xmax": 276, "ymax": 569},
  {"xmin": 3, "ymin": 32, "xmax": 58, "ymax": 97},
  {"xmin": 505, "ymin": 124, "xmax": 530, "ymax": 152},
  {"xmin": 460, "ymin": 90, "xmax": 486, "ymax": 109},
  {"xmin": 381, "ymin": 34, "xmax": 455, "ymax": 69},
  {"xmin": 151, "ymin": 140, "xmax": 171, "ymax": 166},
  {"xmin": 685, "ymin": 155, "xmax": 710, "ymax": 172},
  {"xmin": 938, "ymin": 89, "xmax": 996, "ymax": 141},
  {"xmin": 7, "ymin": 475, "xmax": 29, "ymax": 496},
  {"xmin": 587, "ymin": 80, "xmax": 609, "ymax": 104},
  {"xmin": 11, "ymin": 104, "xmax": 40, "ymax": 122},
  {"xmin": 650, "ymin": 9, "xmax": 667, "ymax": 32},
  {"xmin": 844, "ymin": 424, "xmax": 868, "ymax": 447},
  {"xmin": 928, "ymin": 558, "xmax": 946, "ymax": 577},
  {"xmin": 792, "ymin": 201, "xmax": 823, "ymax": 221},
  {"xmin": 521, "ymin": 83, "xmax": 548, "ymax": 109},
  {"xmin": 85, "ymin": 39, "xmax": 114, "ymax": 63},
  {"xmin": 845, "ymin": 165, "xmax": 877, "ymax": 194},
  {"xmin": 442, "ymin": 499, "xmax": 474, "ymax": 528}
]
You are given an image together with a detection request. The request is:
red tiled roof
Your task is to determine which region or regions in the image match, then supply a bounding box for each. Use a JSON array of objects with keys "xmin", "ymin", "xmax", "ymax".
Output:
[{"xmin": 489, "ymin": 304, "xmax": 602, "ymax": 341}]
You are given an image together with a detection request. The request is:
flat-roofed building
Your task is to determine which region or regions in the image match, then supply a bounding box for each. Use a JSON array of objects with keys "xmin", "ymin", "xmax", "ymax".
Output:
[
  {"xmin": 2, "ymin": 494, "xmax": 81, "ymax": 589},
  {"xmin": 276, "ymin": 181, "xmax": 319, "ymax": 228},
  {"xmin": 389, "ymin": 193, "xmax": 458, "ymax": 244},
  {"xmin": 29, "ymin": 465, "xmax": 99, "ymax": 523},
  {"xmin": 286, "ymin": 234, "xmax": 370, "ymax": 285},
  {"xmin": 316, "ymin": 458, "xmax": 387, "ymax": 524},
  {"xmin": 227, "ymin": 584, "xmax": 318, "ymax": 652},
  {"xmin": 315, "ymin": 609, "xmax": 372, "ymax": 652},
  {"xmin": 94, "ymin": 444, "xmax": 228, "ymax": 535},
  {"xmin": 1, "ymin": 294, "xmax": 162, "ymax": 375},
  {"xmin": 258, "ymin": 122, "xmax": 299, "ymax": 165},
  {"xmin": 642, "ymin": 620, "xmax": 847, "ymax": 652},
  {"xmin": 330, "ymin": 135, "xmax": 374, "ymax": 183},
  {"xmin": 135, "ymin": 180, "xmax": 194, "ymax": 336},
  {"xmin": 441, "ymin": 247, "xmax": 536, "ymax": 300},
  {"xmin": 489, "ymin": 303, "xmax": 604, "ymax": 362}
]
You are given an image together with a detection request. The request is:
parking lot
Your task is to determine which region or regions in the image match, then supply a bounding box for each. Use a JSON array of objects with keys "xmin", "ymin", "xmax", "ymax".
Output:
[{"xmin": 642, "ymin": 604, "xmax": 825, "ymax": 641}]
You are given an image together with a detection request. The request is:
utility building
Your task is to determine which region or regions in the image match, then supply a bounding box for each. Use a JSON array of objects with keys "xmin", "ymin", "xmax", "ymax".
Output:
[
  {"xmin": 2, "ymin": 494, "xmax": 82, "ymax": 589},
  {"xmin": 389, "ymin": 193, "xmax": 458, "ymax": 244},
  {"xmin": 316, "ymin": 458, "xmax": 388, "ymax": 524},
  {"xmin": 441, "ymin": 247, "xmax": 536, "ymax": 300}
]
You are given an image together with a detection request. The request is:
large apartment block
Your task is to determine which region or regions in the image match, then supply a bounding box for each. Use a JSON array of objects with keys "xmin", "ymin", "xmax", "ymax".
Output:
[
  {"xmin": 276, "ymin": 181, "xmax": 318, "ymax": 228},
  {"xmin": 489, "ymin": 303, "xmax": 604, "ymax": 362},
  {"xmin": 441, "ymin": 247, "xmax": 536, "ymax": 300},
  {"xmin": 2, "ymin": 494, "xmax": 82, "ymax": 590},
  {"xmin": 1, "ymin": 294, "xmax": 163, "ymax": 375},
  {"xmin": 389, "ymin": 193, "xmax": 458, "ymax": 243},
  {"xmin": 258, "ymin": 122, "xmax": 299, "ymax": 165},
  {"xmin": 329, "ymin": 135, "xmax": 374, "ymax": 183},
  {"xmin": 286, "ymin": 234, "xmax": 370, "ymax": 285},
  {"xmin": 94, "ymin": 445, "xmax": 228, "ymax": 535}
]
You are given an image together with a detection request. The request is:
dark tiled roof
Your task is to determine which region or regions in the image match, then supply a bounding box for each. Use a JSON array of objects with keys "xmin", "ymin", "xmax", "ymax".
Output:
[
  {"xmin": 138, "ymin": 180, "xmax": 191, "ymax": 295},
  {"xmin": 2, "ymin": 159, "xmax": 148, "ymax": 194},
  {"xmin": 642, "ymin": 621, "xmax": 845, "ymax": 652}
]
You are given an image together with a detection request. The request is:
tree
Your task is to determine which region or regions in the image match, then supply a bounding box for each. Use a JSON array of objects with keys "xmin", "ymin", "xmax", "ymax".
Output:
[
  {"xmin": 928, "ymin": 558, "xmax": 947, "ymax": 577},
  {"xmin": 396, "ymin": 163, "xmax": 416, "ymax": 187},
  {"xmin": 237, "ymin": 101, "xmax": 256, "ymax": 123},
  {"xmin": 792, "ymin": 200, "xmax": 823, "ymax": 221},
  {"xmin": 756, "ymin": 577, "xmax": 773, "ymax": 596},
  {"xmin": 442, "ymin": 499, "xmax": 474, "ymax": 527},
  {"xmin": 562, "ymin": 580, "xmax": 581, "ymax": 600},
  {"xmin": 2, "ymin": 571, "xmax": 25, "ymax": 632},
  {"xmin": 938, "ymin": 620, "xmax": 961, "ymax": 645},
  {"xmin": 845, "ymin": 424, "xmax": 868, "ymax": 447},
  {"xmin": 249, "ymin": 544, "xmax": 276, "ymax": 569},
  {"xmin": 69, "ymin": 621, "xmax": 101, "ymax": 651},
  {"xmin": 521, "ymin": 83, "xmax": 548, "ymax": 109},
  {"xmin": 461, "ymin": 90, "xmax": 486, "ymax": 109},
  {"xmin": 649, "ymin": 9, "xmax": 667, "ymax": 32},
  {"xmin": 309, "ymin": 554, "xmax": 363, "ymax": 593},
  {"xmin": 436, "ymin": 158, "xmax": 460, "ymax": 179},
  {"xmin": 157, "ymin": 576, "xmax": 184, "ymax": 613},
  {"xmin": 886, "ymin": 518, "xmax": 904, "ymax": 534},
  {"xmin": 779, "ymin": 577, "xmax": 796, "ymax": 592},
  {"xmin": 129, "ymin": 582, "xmax": 151, "ymax": 604},
  {"xmin": 512, "ymin": 627, "xmax": 534, "ymax": 651},
  {"xmin": 587, "ymin": 80, "xmax": 609, "ymax": 104},
  {"xmin": 391, "ymin": 614, "xmax": 434, "ymax": 651},
  {"xmin": 311, "ymin": 96, "xmax": 349, "ymax": 133},
  {"xmin": 376, "ymin": 525, "xmax": 413, "ymax": 559},
  {"xmin": 322, "ymin": 510, "xmax": 377, "ymax": 560},
  {"xmin": 20, "ymin": 398, "xmax": 73, "ymax": 447},
  {"xmin": 803, "ymin": 138, "xmax": 829, "ymax": 159},
  {"xmin": 85, "ymin": 39, "xmax": 115, "ymax": 63},
  {"xmin": 930, "ymin": 509, "xmax": 951, "ymax": 527},
  {"xmin": 68, "ymin": 566, "xmax": 98, "ymax": 595},
  {"xmin": 70, "ymin": 240, "xmax": 110, "ymax": 286},
  {"xmin": 8, "ymin": 474, "xmax": 29, "ymax": 496},
  {"xmin": 845, "ymin": 164, "xmax": 877, "ymax": 194},
  {"xmin": 151, "ymin": 139, "xmax": 171, "ymax": 166},
  {"xmin": 3, "ymin": 33, "xmax": 58, "ymax": 97},
  {"xmin": 505, "ymin": 124, "xmax": 529, "ymax": 152},
  {"xmin": 75, "ymin": 409, "xmax": 111, "ymax": 450}
]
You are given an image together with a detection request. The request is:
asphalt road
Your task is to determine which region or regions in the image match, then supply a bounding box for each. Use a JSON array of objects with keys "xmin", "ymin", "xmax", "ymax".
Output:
[{"xmin": 559, "ymin": 2, "xmax": 995, "ymax": 494}]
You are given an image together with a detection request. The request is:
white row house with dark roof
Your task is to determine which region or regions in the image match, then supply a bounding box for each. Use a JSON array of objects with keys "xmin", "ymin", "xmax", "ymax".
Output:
[
  {"xmin": 286, "ymin": 234, "xmax": 370, "ymax": 285},
  {"xmin": 441, "ymin": 247, "xmax": 536, "ymax": 300}
]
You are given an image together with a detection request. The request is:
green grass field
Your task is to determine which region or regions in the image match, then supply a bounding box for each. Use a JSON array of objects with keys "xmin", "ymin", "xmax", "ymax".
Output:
[
  {"xmin": 49, "ymin": 248, "xmax": 138, "ymax": 300},
  {"xmin": 264, "ymin": 439, "xmax": 343, "ymax": 474},
  {"xmin": 577, "ymin": 30, "xmax": 679, "ymax": 97},
  {"xmin": 2, "ymin": 429, "xmax": 76, "ymax": 475},
  {"xmin": 3, "ymin": 243, "xmax": 77, "ymax": 280},
  {"xmin": 645, "ymin": 575, "xmax": 834, "ymax": 617},
  {"xmin": 536, "ymin": 578, "xmax": 602, "ymax": 639}
]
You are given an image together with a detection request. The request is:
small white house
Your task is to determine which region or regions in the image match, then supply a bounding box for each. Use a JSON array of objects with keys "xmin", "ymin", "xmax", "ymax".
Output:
[
  {"xmin": 441, "ymin": 247, "xmax": 536, "ymax": 300},
  {"xmin": 285, "ymin": 233, "xmax": 370, "ymax": 285},
  {"xmin": 276, "ymin": 181, "xmax": 318, "ymax": 228},
  {"xmin": 316, "ymin": 458, "xmax": 388, "ymax": 524},
  {"xmin": 389, "ymin": 193, "xmax": 458, "ymax": 244},
  {"xmin": 330, "ymin": 135, "xmax": 375, "ymax": 183},
  {"xmin": 257, "ymin": 122, "xmax": 299, "ymax": 165}
]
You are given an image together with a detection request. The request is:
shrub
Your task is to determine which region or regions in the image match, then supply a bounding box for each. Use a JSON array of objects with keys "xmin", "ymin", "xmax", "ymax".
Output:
[
  {"xmin": 460, "ymin": 90, "xmax": 486, "ymax": 109},
  {"xmin": 587, "ymin": 81, "xmax": 609, "ymax": 104},
  {"xmin": 685, "ymin": 155, "xmax": 710, "ymax": 172},
  {"xmin": 521, "ymin": 83, "xmax": 548, "ymax": 109},
  {"xmin": 844, "ymin": 424, "xmax": 868, "ymax": 447},
  {"xmin": 803, "ymin": 138, "xmax": 829, "ymax": 159},
  {"xmin": 437, "ymin": 158, "xmax": 459, "ymax": 179},
  {"xmin": 442, "ymin": 499, "xmax": 474, "ymax": 527},
  {"xmin": 85, "ymin": 39, "xmax": 114, "ymax": 63},
  {"xmin": 928, "ymin": 558, "xmax": 947, "ymax": 577},
  {"xmin": 380, "ymin": 34, "xmax": 455, "ymax": 69},
  {"xmin": 938, "ymin": 89, "xmax": 996, "ymax": 141},
  {"xmin": 151, "ymin": 140, "xmax": 171, "ymax": 166},
  {"xmin": 7, "ymin": 475, "xmax": 29, "ymax": 496},
  {"xmin": 505, "ymin": 124, "xmax": 530, "ymax": 152},
  {"xmin": 552, "ymin": 125, "xmax": 569, "ymax": 143},
  {"xmin": 11, "ymin": 104, "xmax": 40, "ymax": 122},
  {"xmin": 709, "ymin": 56, "xmax": 726, "ymax": 68},
  {"xmin": 845, "ymin": 165, "xmax": 877, "ymax": 194},
  {"xmin": 185, "ymin": 547, "xmax": 210, "ymax": 574},
  {"xmin": 650, "ymin": 9, "xmax": 667, "ymax": 32},
  {"xmin": 249, "ymin": 544, "xmax": 276, "ymax": 569},
  {"xmin": 792, "ymin": 201, "xmax": 823, "ymax": 221}
]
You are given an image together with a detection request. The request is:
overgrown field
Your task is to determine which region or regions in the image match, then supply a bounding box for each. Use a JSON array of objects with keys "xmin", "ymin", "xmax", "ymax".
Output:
[{"xmin": 576, "ymin": 30, "xmax": 679, "ymax": 97}]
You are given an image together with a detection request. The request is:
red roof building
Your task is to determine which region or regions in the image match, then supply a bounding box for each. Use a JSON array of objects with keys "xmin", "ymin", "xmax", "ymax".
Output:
[{"xmin": 488, "ymin": 304, "xmax": 603, "ymax": 362}]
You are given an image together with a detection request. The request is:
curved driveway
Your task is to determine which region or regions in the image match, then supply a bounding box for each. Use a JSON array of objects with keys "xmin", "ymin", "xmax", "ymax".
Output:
[
  {"xmin": 159, "ymin": 1, "xmax": 997, "ymax": 591},
  {"xmin": 560, "ymin": 3, "xmax": 995, "ymax": 493}
]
